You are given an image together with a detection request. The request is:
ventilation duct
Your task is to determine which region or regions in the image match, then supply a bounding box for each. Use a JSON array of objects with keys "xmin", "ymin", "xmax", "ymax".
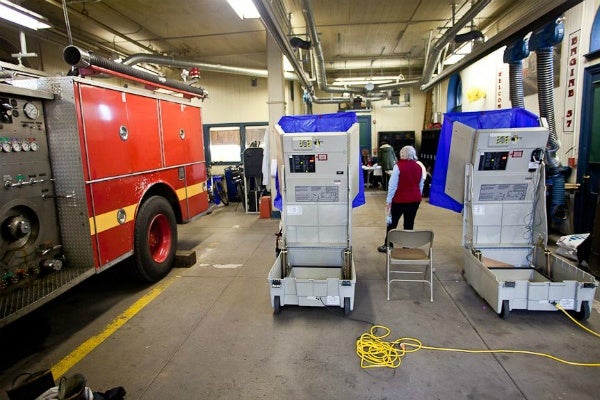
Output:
[
  {"xmin": 63, "ymin": 46, "xmax": 208, "ymax": 99},
  {"xmin": 503, "ymin": 37, "xmax": 529, "ymax": 108},
  {"xmin": 529, "ymin": 20, "xmax": 568, "ymax": 221},
  {"xmin": 311, "ymin": 92, "xmax": 388, "ymax": 104},
  {"xmin": 454, "ymin": 30, "xmax": 485, "ymax": 44},
  {"xmin": 421, "ymin": 0, "xmax": 583, "ymax": 91},
  {"xmin": 420, "ymin": 0, "xmax": 492, "ymax": 89},
  {"xmin": 253, "ymin": 0, "xmax": 313, "ymax": 94},
  {"xmin": 301, "ymin": 0, "xmax": 415, "ymax": 95},
  {"xmin": 121, "ymin": 54, "xmax": 298, "ymax": 81}
]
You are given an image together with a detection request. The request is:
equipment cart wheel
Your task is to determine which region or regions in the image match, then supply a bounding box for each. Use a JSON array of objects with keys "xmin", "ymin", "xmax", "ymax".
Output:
[
  {"xmin": 343, "ymin": 297, "xmax": 351, "ymax": 316},
  {"xmin": 571, "ymin": 301, "xmax": 591, "ymax": 321},
  {"xmin": 273, "ymin": 295, "xmax": 281, "ymax": 314},
  {"xmin": 132, "ymin": 196, "xmax": 177, "ymax": 282},
  {"xmin": 498, "ymin": 300, "xmax": 510, "ymax": 320}
]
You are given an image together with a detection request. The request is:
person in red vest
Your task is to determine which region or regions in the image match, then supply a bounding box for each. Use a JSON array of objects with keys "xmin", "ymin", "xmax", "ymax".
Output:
[{"xmin": 378, "ymin": 145, "xmax": 426, "ymax": 253}]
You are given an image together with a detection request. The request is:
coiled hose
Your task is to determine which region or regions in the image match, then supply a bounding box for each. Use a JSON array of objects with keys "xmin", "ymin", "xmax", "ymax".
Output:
[
  {"xmin": 509, "ymin": 62, "xmax": 525, "ymax": 108},
  {"xmin": 537, "ymin": 48, "xmax": 560, "ymax": 170},
  {"xmin": 537, "ymin": 47, "xmax": 566, "ymax": 220},
  {"xmin": 63, "ymin": 45, "xmax": 208, "ymax": 99}
]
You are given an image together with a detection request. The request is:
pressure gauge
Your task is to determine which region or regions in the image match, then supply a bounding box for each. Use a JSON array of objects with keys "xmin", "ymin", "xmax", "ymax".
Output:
[
  {"xmin": 30, "ymin": 141, "xmax": 39, "ymax": 151},
  {"xmin": 11, "ymin": 141, "xmax": 22, "ymax": 152},
  {"xmin": 1, "ymin": 142, "xmax": 11, "ymax": 152},
  {"xmin": 23, "ymin": 102, "xmax": 39, "ymax": 120},
  {"xmin": 21, "ymin": 140, "xmax": 30, "ymax": 151}
]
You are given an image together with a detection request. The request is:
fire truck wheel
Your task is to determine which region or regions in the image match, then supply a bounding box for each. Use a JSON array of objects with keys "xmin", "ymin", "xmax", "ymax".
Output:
[{"xmin": 132, "ymin": 196, "xmax": 177, "ymax": 282}]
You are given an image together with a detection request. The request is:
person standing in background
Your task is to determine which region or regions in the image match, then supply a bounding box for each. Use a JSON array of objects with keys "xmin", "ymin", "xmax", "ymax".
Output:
[
  {"xmin": 361, "ymin": 148, "xmax": 372, "ymax": 167},
  {"xmin": 361, "ymin": 148, "xmax": 373, "ymax": 187},
  {"xmin": 378, "ymin": 145, "xmax": 426, "ymax": 253},
  {"xmin": 378, "ymin": 141, "xmax": 397, "ymax": 189}
]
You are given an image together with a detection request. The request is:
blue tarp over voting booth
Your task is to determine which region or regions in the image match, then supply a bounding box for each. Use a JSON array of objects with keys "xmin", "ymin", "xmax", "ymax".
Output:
[
  {"xmin": 430, "ymin": 108, "xmax": 541, "ymax": 213},
  {"xmin": 275, "ymin": 112, "xmax": 365, "ymax": 210}
]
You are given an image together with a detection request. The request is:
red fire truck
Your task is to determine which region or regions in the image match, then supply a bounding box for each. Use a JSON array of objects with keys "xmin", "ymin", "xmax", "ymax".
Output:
[{"xmin": 0, "ymin": 46, "xmax": 209, "ymax": 327}]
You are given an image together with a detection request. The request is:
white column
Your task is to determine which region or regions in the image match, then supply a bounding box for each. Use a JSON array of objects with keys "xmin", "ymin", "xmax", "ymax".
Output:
[{"xmin": 266, "ymin": 32, "xmax": 286, "ymax": 214}]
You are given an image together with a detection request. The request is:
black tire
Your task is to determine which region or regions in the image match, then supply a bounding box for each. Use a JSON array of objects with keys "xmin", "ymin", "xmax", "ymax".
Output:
[
  {"xmin": 572, "ymin": 301, "xmax": 591, "ymax": 321},
  {"xmin": 131, "ymin": 196, "xmax": 177, "ymax": 282},
  {"xmin": 499, "ymin": 300, "xmax": 510, "ymax": 320},
  {"xmin": 217, "ymin": 181, "xmax": 229, "ymax": 205},
  {"xmin": 274, "ymin": 295, "xmax": 281, "ymax": 314},
  {"xmin": 344, "ymin": 297, "xmax": 351, "ymax": 316}
]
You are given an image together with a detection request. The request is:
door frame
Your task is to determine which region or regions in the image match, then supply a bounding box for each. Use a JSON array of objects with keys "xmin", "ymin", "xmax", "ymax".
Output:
[
  {"xmin": 358, "ymin": 114, "xmax": 372, "ymax": 156},
  {"xmin": 575, "ymin": 63, "xmax": 600, "ymax": 232}
]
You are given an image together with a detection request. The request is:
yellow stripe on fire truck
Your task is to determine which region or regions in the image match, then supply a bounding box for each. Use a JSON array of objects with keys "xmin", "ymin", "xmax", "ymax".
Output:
[
  {"xmin": 177, "ymin": 182, "xmax": 205, "ymax": 200},
  {"xmin": 89, "ymin": 204, "xmax": 138, "ymax": 235},
  {"xmin": 88, "ymin": 182, "xmax": 205, "ymax": 235}
]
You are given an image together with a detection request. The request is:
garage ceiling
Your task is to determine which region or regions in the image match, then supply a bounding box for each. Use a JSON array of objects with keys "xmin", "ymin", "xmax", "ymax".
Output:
[{"xmin": 0, "ymin": 0, "xmax": 582, "ymax": 93}]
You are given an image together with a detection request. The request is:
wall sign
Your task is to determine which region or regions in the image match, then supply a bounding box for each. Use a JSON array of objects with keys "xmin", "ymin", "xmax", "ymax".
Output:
[
  {"xmin": 564, "ymin": 29, "xmax": 580, "ymax": 133},
  {"xmin": 495, "ymin": 64, "xmax": 510, "ymax": 109}
]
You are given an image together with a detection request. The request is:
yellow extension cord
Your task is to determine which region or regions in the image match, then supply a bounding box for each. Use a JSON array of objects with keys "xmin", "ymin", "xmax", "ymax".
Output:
[{"xmin": 355, "ymin": 304, "xmax": 600, "ymax": 369}]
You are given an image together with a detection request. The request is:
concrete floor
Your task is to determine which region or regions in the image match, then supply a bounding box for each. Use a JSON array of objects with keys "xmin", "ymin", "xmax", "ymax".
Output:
[{"xmin": 1, "ymin": 189, "xmax": 600, "ymax": 400}]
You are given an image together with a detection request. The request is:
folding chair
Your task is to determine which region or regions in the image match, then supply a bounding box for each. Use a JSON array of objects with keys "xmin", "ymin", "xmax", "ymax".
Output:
[{"xmin": 386, "ymin": 229, "xmax": 434, "ymax": 301}]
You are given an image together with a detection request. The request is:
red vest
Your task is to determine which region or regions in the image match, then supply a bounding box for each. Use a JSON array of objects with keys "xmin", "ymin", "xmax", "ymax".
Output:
[{"xmin": 392, "ymin": 159, "xmax": 423, "ymax": 203}]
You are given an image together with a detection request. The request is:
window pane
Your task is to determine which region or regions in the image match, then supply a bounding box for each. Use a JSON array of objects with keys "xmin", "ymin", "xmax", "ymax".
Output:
[
  {"xmin": 210, "ymin": 127, "xmax": 241, "ymax": 162},
  {"xmin": 245, "ymin": 126, "xmax": 267, "ymax": 147}
]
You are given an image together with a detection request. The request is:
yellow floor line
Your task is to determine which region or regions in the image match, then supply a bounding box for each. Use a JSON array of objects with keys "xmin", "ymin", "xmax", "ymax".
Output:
[{"xmin": 51, "ymin": 276, "xmax": 176, "ymax": 379}]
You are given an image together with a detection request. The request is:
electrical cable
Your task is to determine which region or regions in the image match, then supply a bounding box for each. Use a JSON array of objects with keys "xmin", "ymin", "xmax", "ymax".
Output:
[
  {"xmin": 554, "ymin": 303, "xmax": 600, "ymax": 338},
  {"xmin": 355, "ymin": 323, "xmax": 600, "ymax": 369},
  {"xmin": 522, "ymin": 162, "xmax": 543, "ymax": 265},
  {"xmin": 317, "ymin": 297, "xmax": 375, "ymax": 327},
  {"xmin": 355, "ymin": 325, "xmax": 421, "ymax": 369},
  {"xmin": 315, "ymin": 291, "xmax": 599, "ymax": 369}
]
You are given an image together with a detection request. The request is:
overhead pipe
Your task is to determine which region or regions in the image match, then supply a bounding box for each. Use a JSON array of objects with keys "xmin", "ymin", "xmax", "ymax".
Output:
[
  {"xmin": 0, "ymin": 70, "xmax": 15, "ymax": 79},
  {"xmin": 301, "ymin": 0, "xmax": 412, "ymax": 95},
  {"xmin": 302, "ymin": 0, "xmax": 354, "ymax": 94},
  {"xmin": 421, "ymin": 0, "xmax": 582, "ymax": 91},
  {"xmin": 122, "ymin": 53, "xmax": 298, "ymax": 81},
  {"xmin": 326, "ymin": 78, "xmax": 420, "ymax": 93},
  {"xmin": 63, "ymin": 45, "xmax": 208, "ymax": 99},
  {"xmin": 455, "ymin": 30, "xmax": 485, "ymax": 43},
  {"xmin": 419, "ymin": 0, "xmax": 492, "ymax": 89},
  {"xmin": 375, "ymin": 79, "xmax": 421, "ymax": 90},
  {"xmin": 311, "ymin": 91, "xmax": 388, "ymax": 104},
  {"xmin": 253, "ymin": 0, "xmax": 313, "ymax": 94},
  {"xmin": 311, "ymin": 96, "xmax": 350, "ymax": 104}
]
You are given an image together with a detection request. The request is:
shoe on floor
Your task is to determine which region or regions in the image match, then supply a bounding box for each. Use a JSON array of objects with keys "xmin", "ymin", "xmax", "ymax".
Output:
[{"xmin": 377, "ymin": 245, "xmax": 387, "ymax": 253}]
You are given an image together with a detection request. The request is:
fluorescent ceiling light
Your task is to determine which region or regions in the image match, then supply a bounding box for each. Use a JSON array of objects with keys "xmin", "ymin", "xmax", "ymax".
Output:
[
  {"xmin": 443, "ymin": 42, "xmax": 472, "ymax": 66},
  {"xmin": 334, "ymin": 75, "xmax": 404, "ymax": 82},
  {"xmin": 443, "ymin": 53, "xmax": 465, "ymax": 65},
  {"xmin": 226, "ymin": 0, "xmax": 260, "ymax": 19},
  {"xmin": 283, "ymin": 56, "xmax": 294, "ymax": 72},
  {"xmin": 331, "ymin": 79, "xmax": 394, "ymax": 86},
  {"xmin": 0, "ymin": 0, "xmax": 51, "ymax": 30},
  {"xmin": 332, "ymin": 76, "xmax": 403, "ymax": 86}
]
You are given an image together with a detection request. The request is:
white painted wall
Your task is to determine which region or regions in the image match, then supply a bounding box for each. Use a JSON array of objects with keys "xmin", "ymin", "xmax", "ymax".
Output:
[
  {"xmin": 199, "ymin": 71, "xmax": 269, "ymax": 124},
  {"xmin": 311, "ymin": 89, "xmax": 427, "ymax": 153}
]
